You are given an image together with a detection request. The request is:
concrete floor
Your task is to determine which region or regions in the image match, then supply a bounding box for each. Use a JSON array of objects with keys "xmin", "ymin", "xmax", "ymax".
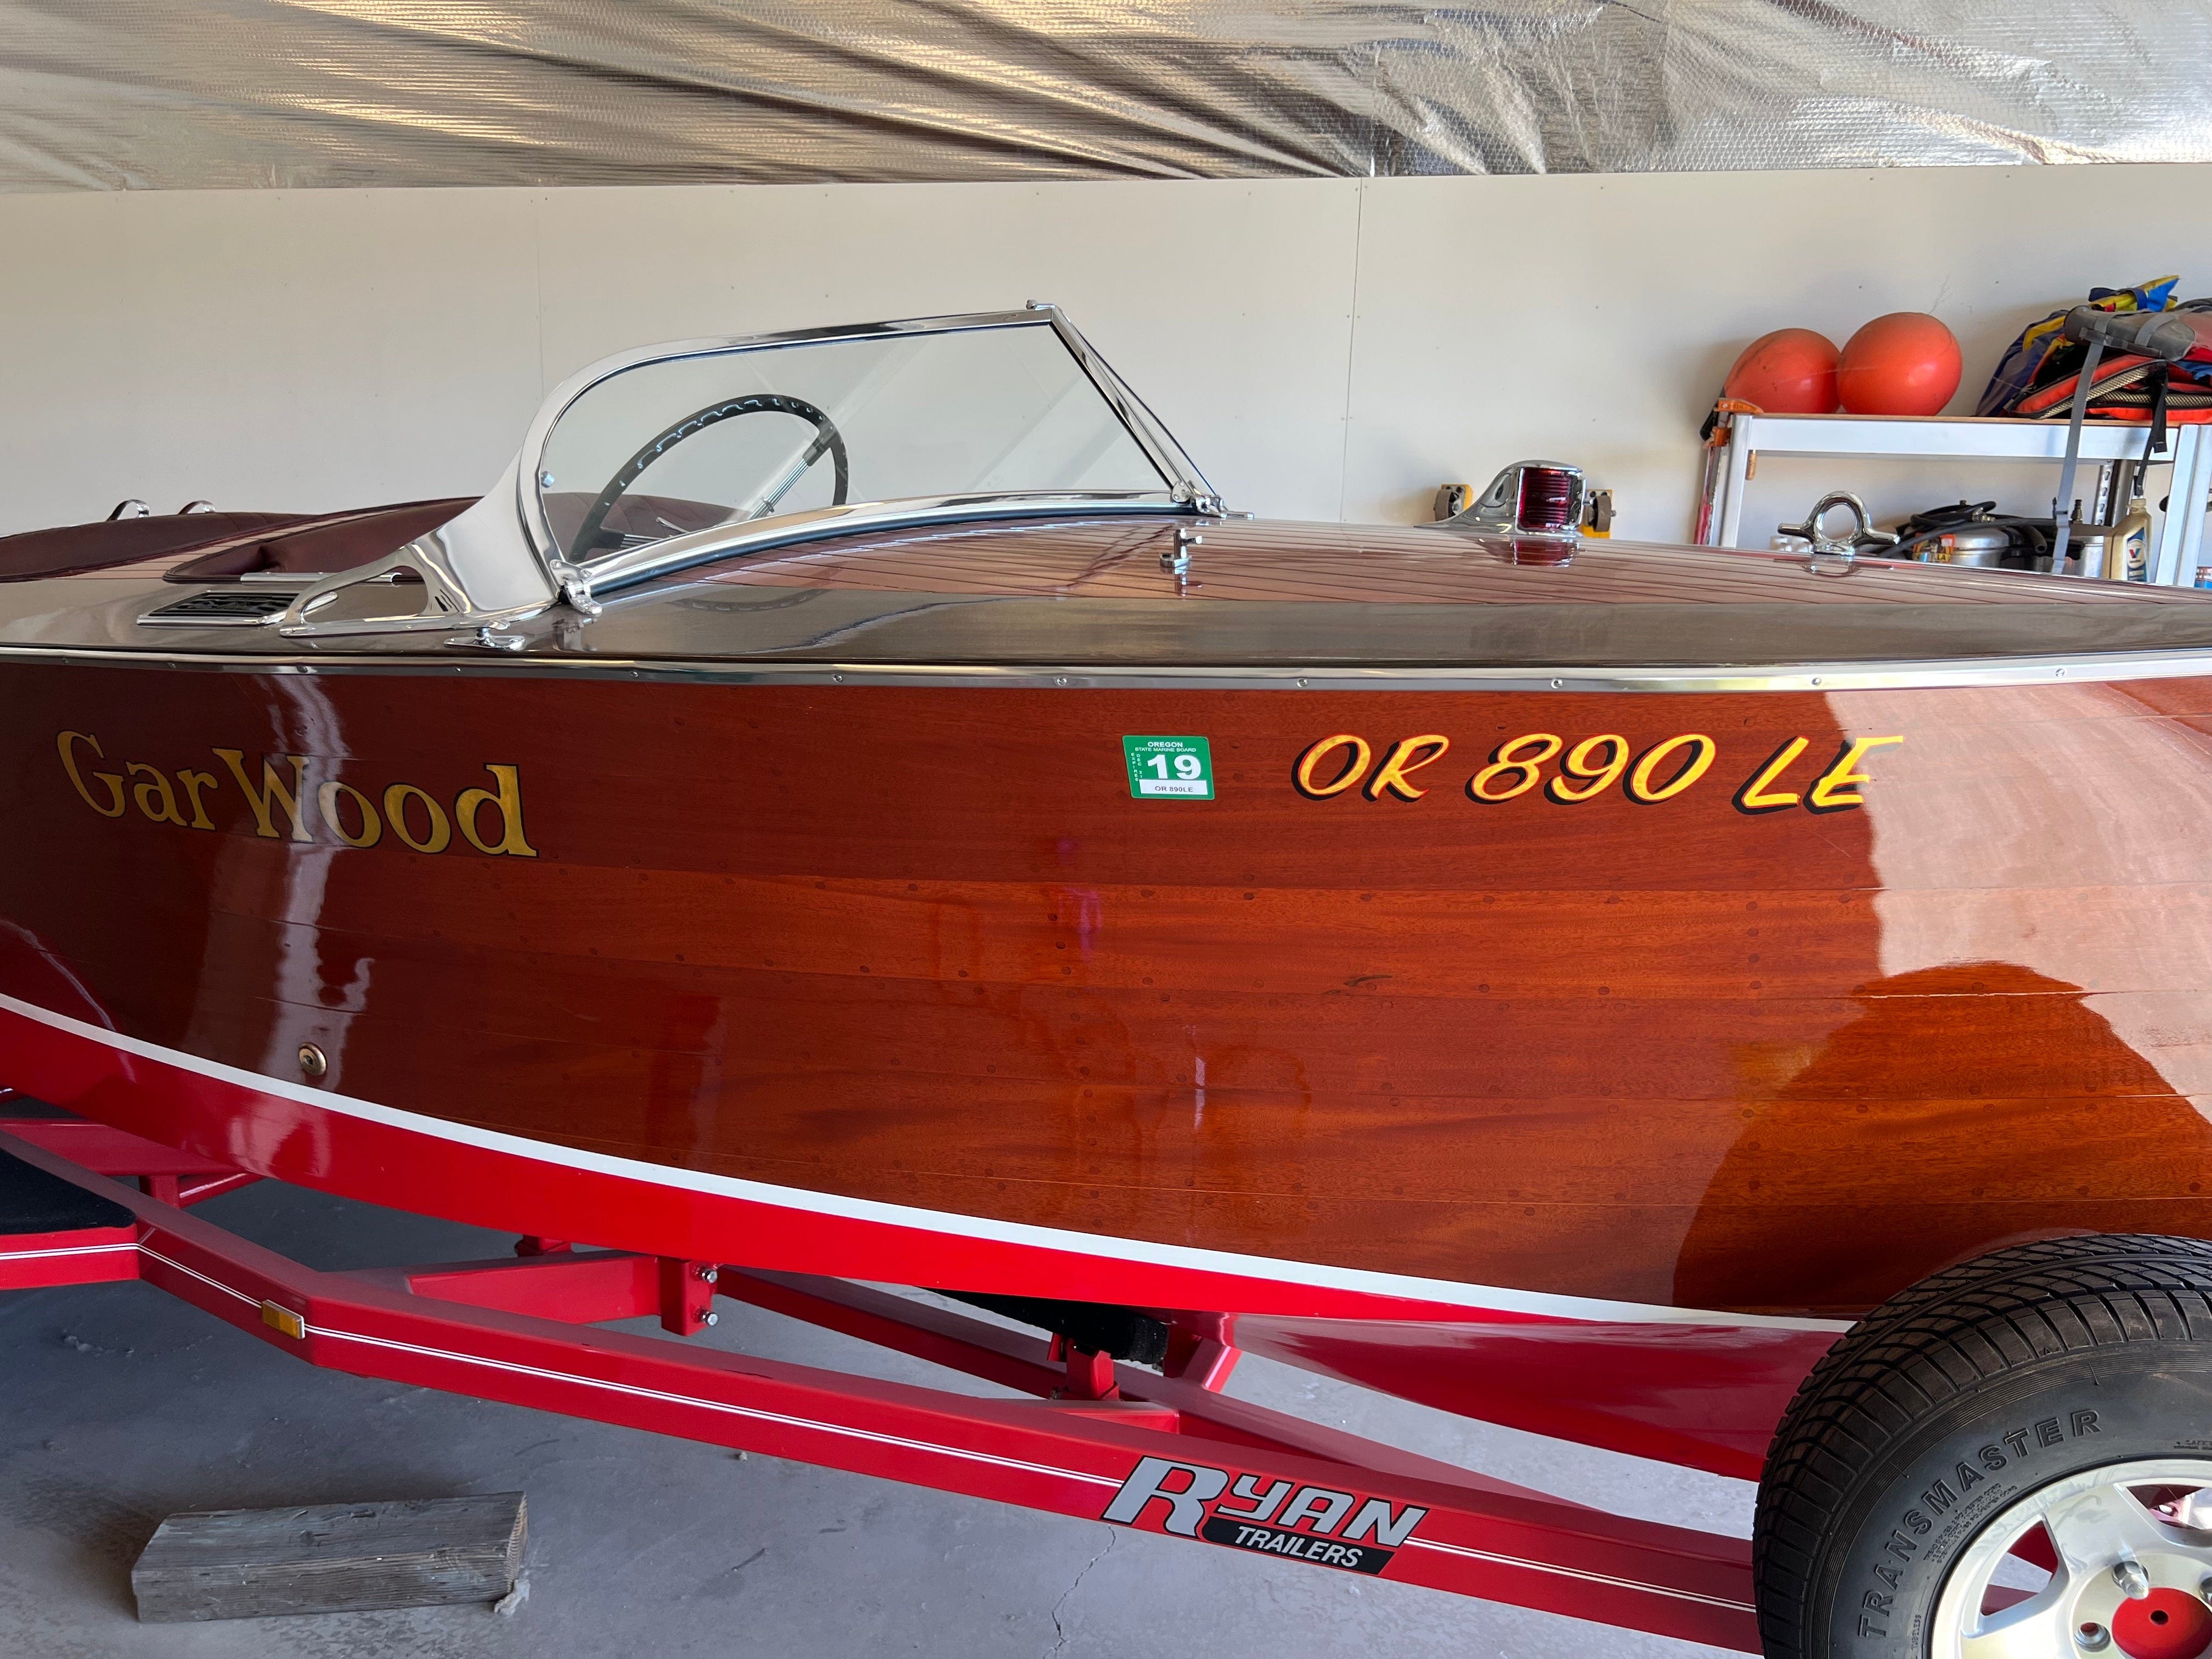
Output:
[{"xmin": 1, "ymin": 1180, "xmax": 1752, "ymax": 1658}]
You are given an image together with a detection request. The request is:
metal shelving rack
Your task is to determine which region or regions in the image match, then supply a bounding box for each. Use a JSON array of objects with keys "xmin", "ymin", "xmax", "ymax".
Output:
[{"xmin": 1699, "ymin": 412, "xmax": 2212, "ymax": 586}]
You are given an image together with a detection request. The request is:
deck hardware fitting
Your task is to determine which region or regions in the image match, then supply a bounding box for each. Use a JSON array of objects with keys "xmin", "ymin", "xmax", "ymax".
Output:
[
  {"xmin": 447, "ymin": 627, "xmax": 527, "ymax": 652},
  {"xmin": 1165, "ymin": 524, "xmax": 1203, "ymax": 586}
]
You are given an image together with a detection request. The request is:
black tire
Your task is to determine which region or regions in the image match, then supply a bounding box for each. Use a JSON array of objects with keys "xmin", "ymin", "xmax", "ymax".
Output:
[{"xmin": 1754, "ymin": 1234, "xmax": 2212, "ymax": 1659}]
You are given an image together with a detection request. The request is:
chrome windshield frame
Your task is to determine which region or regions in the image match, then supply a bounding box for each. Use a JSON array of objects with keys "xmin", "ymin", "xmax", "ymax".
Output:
[
  {"xmin": 518, "ymin": 306, "xmax": 1218, "ymax": 600},
  {"xmin": 581, "ymin": 491, "xmax": 1190, "ymax": 599},
  {"xmin": 1031, "ymin": 305, "xmax": 1218, "ymax": 510},
  {"xmin": 272, "ymin": 307, "xmax": 1220, "ymax": 642}
]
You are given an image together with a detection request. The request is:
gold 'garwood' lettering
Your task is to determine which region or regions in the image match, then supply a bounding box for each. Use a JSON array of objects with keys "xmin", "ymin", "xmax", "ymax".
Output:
[
  {"xmin": 56, "ymin": 731, "xmax": 125, "ymax": 818},
  {"xmin": 55, "ymin": 731, "xmax": 538, "ymax": 858},
  {"xmin": 128, "ymin": 762, "xmax": 187, "ymax": 826},
  {"xmin": 455, "ymin": 764, "xmax": 538, "ymax": 857},
  {"xmin": 382, "ymin": 783, "xmax": 452, "ymax": 854},
  {"xmin": 214, "ymin": 748, "xmax": 312, "ymax": 843},
  {"xmin": 176, "ymin": 770, "xmax": 219, "ymax": 830},
  {"xmin": 315, "ymin": 780, "xmax": 383, "ymax": 849}
]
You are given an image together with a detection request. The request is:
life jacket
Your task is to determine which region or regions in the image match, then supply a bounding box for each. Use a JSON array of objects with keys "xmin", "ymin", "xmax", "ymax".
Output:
[
  {"xmin": 1988, "ymin": 293, "xmax": 2212, "ymax": 447},
  {"xmin": 1978, "ymin": 275, "xmax": 2181, "ymax": 416}
]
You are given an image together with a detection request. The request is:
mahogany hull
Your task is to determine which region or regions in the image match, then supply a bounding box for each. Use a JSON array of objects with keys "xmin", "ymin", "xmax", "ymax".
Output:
[{"xmin": 5, "ymin": 659, "xmax": 2211, "ymax": 1325}]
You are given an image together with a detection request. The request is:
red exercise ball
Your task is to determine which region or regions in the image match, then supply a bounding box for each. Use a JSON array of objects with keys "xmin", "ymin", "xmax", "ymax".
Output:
[
  {"xmin": 1837, "ymin": 312, "xmax": 1962, "ymax": 416},
  {"xmin": 1722, "ymin": 328, "xmax": 1840, "ymax": 414}
]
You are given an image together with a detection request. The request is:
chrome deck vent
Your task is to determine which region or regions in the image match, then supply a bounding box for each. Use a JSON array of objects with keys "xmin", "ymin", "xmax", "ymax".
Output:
[{"xmin": 138, "ymin": 589, "xmax": 302, "ymax": 627}]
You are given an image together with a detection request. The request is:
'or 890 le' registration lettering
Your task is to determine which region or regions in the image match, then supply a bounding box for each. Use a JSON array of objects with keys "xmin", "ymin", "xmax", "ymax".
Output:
[{"xmin": 1292, "ymin": 731, "xmax": 1902, "ymax": 815}]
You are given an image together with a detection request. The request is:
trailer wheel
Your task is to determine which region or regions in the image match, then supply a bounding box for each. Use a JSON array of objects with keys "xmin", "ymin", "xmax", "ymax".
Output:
[{"xmin": 1754, "ymin": 1235, "xmax": 2212, "ymax": 1659}]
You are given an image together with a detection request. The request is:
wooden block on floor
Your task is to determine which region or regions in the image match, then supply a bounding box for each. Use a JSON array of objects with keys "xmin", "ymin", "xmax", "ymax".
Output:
[{"xmin": 131, "ymin": 1493, "xmax": 526, "ymax": 1623}]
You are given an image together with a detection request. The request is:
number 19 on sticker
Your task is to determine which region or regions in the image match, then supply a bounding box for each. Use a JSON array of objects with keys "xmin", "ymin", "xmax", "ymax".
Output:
[{"xmin": 1123, "ymin": 736, "xmax": 1215, "ymax": 800}]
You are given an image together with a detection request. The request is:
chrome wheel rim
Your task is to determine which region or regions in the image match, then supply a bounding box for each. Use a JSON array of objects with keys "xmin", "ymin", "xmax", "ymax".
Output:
[{"xmin": 1933, "ymin": 1459, "xmax": 2212, "ymax": 1659}]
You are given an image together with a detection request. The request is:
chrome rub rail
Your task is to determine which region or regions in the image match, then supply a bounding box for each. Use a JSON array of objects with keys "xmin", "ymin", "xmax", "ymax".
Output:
[{"xmin": 1, "ymin": 643, "xmax": 2210, "ymax": 694}]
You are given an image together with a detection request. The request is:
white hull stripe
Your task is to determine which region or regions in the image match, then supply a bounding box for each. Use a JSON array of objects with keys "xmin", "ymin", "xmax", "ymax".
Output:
[
  {"xmin": 0, "ymin": 1240, "xmax": 136, "ymax": 1263},
  {"xmin": 140, "ymin": 1244, "xmax": 1741, "ymax": 1612},
  {"xmin": 3, "ymin": 991, "xmax": 1847, "ymax": 1333}
]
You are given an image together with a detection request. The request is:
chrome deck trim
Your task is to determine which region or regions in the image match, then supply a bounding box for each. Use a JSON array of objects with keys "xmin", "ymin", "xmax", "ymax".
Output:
[{"xmin": 2, "ymin": 641, "xmax": 2211, "ymax": 693}]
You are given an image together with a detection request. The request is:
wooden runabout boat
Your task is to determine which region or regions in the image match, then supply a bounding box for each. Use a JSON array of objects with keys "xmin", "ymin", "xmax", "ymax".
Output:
[{"xmin": 13, "ymin": 307, "xmax": 2212, "ymax": 1658}]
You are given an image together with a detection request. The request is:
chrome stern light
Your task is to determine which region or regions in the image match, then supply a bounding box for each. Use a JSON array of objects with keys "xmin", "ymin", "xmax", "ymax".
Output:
[{"xmin": 1440, "ymin": 461, "xmax": 1587, "ymax": 539}]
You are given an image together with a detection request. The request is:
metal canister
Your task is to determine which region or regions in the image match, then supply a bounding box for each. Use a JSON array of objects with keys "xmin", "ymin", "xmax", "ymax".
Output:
[{"xmin": 1921, "ymin": 523, "xmax": 2011, "ymax": 567}]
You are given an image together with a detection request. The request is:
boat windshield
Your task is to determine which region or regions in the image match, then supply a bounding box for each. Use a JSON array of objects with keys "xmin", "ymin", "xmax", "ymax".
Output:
[{"xmin": 534, "ymin": 319, "xmax": 1173, "ymax": 569}]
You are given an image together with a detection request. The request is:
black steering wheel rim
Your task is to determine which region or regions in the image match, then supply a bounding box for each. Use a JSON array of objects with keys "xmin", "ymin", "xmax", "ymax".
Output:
[{"xmin": 567, "ymin": 392, "xmax": 850, "ymax": 560}]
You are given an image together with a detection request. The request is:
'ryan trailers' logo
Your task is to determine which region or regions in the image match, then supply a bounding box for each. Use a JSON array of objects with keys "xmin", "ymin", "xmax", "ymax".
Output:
[{"xmin": 1102, "ymin": 1456, "xmax": 1428, "ymax": 1575}]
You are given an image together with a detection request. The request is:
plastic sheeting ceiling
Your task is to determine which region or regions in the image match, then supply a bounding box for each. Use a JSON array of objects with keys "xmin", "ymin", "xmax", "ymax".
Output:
[{"xmin": 2, "ymin": 1, "xmax": 2207, "ymax": 190}]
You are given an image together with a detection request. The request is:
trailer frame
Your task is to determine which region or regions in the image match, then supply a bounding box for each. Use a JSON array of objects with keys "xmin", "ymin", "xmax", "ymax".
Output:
[{"xmin": 0, "ymin": 1115, "xmax": 1758, "ymax": 1649}]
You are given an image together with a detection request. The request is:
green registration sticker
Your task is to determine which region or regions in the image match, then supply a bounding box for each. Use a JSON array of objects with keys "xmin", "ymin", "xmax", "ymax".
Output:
[{"xmin": 1122, "ymin": 735, "xmax": 1215, "ymax": 800}]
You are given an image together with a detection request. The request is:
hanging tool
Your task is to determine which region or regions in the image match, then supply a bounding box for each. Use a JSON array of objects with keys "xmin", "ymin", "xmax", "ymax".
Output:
[
  {"xmin": 1693, "ymin": 398, "xmax": 1760, "ymax": 544},
  {"xmin": 2050, "ymin": 307, "xmax": 2202, "ymax": 574}
]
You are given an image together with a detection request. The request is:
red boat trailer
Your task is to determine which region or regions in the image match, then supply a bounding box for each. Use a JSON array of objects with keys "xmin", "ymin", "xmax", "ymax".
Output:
[{"xmin": 0, "ymin": 1115, "xmax": 1760, "ymax": 1650}]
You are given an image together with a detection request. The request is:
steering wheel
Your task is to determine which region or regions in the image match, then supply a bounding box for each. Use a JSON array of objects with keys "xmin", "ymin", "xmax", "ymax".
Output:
[{"xmin": 568, "ymin": 393, "xmax": 849, "ymax": 559}]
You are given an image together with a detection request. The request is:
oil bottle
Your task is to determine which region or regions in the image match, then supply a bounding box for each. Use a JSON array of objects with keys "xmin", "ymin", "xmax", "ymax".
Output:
[
  {"xmin": 2070, "ymin": 466, "xmax": 2156, "ymax": 582},
  {"xmin": 2111, "ymin": 491, "xmax": 2153, "ymax": 581}
]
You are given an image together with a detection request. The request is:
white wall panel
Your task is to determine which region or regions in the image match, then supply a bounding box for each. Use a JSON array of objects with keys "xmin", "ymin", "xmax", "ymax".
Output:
[
  {"xmin": 528, "ymin": 181, "xmax": 1362, "ymax": 525},
  {"xmin": 0, "ymin": 189, "xmax": 544, "ymax": 529},
  {"xmin": 3, "ymin": 167, "xmax": 2210, "ymax": 544},
  {"xmin": 1348, "ymin": 166, "xmax": 2212, "ymax": 539}
]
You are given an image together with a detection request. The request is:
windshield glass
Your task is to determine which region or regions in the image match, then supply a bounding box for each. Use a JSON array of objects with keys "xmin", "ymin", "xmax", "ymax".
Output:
[{"xmin": 534, "ymin": 320, "xmax": 1170, "ymax": 567}]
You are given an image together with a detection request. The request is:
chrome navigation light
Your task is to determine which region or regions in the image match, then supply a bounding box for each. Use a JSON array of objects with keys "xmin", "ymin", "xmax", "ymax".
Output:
[{"xmin": 1440, "ymin": 462, "xmax": 1587, "ymax": 539}]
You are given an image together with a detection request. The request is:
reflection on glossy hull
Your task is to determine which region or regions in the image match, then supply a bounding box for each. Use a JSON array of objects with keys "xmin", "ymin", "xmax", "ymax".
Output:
[{"xmin": 5, "ymin": 659, "xmax": 2210, "ymax": 1323}]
